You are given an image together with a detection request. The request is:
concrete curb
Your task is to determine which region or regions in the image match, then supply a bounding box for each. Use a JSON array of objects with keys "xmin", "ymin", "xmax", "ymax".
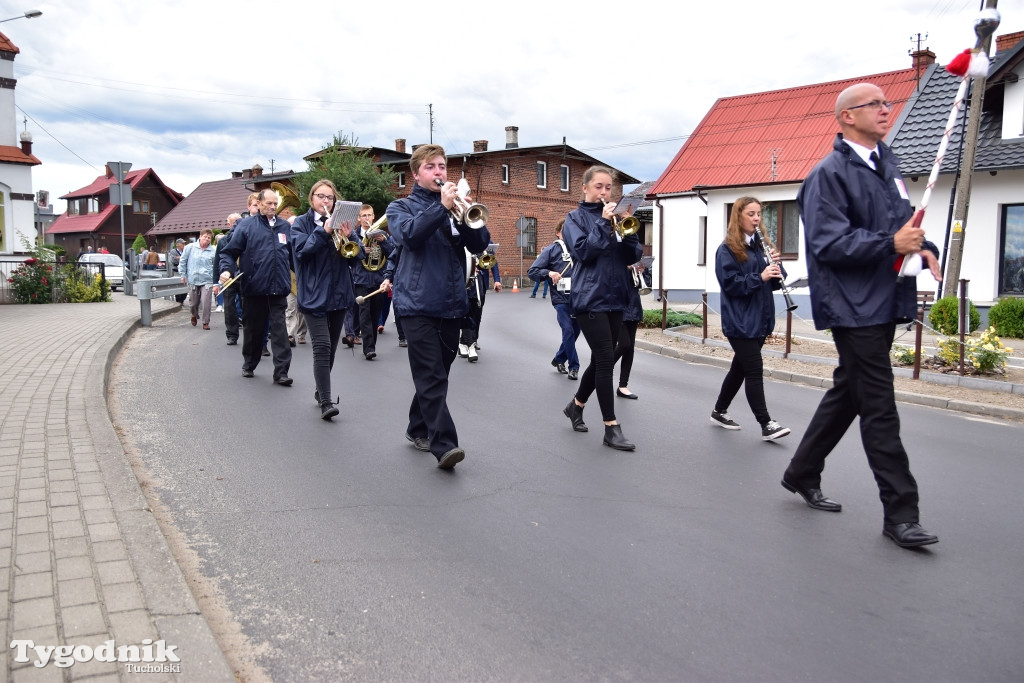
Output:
[{"xmin": 635, "ymin": 338, "xmax": 1024, "ymax": 422}]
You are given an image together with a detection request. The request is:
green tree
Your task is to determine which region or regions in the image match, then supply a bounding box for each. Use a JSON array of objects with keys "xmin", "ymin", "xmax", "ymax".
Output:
[
  {"xmin": 131, "ymin": 233, "xmax": 148, "ymax": 254},
  {"xmin": 292, "ymin": 132, "xmax": 397, "ymax": 220}
]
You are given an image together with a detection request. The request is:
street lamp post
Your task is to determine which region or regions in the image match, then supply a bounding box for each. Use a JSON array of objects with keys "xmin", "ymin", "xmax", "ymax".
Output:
[{"xmin": 0, "ymin": 10, "xmax": 43, "ymax": 23}]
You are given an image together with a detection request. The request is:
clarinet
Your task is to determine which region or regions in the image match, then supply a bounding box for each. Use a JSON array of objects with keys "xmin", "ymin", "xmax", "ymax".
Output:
[{"xmin": 753, "ymin": 227, "xmax": 797, "ymax": 312}]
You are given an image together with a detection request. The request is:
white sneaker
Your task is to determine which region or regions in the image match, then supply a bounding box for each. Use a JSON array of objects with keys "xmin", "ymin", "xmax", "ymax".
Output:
[
  {"xmin": 468, "ymin": 346, "xmax": 478, "ymax": 362},
  {"xmin": 458, "ymin": 344, "xmax": 470, "ymax": 358},
  {"xmin": 215, "ymin": 305, "xmax": 223, "ymax": 312}
]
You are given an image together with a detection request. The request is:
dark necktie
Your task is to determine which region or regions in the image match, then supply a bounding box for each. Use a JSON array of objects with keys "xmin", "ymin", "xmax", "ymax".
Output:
[{"xmin": 870, "ymin": 151, "xmax": 883, "ymax": 177}]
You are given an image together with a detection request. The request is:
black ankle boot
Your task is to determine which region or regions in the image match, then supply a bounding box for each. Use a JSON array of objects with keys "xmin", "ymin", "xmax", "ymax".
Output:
[
  {"xmin": 320, "ymin": 401, "xmax": 340, "ymax": 421},
  {"xmin": 603, "ymin": 424, "xmax": 635, "ymax": 451},
  {"xmin": 563, "ymin": 399, "xmax": 588, "ymax": 432}
]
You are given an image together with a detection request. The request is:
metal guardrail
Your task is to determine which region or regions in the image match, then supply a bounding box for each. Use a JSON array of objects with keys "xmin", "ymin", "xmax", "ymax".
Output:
[{"xmin": 136, "ymin": 277, "xmax": 189, "ymax": 326}]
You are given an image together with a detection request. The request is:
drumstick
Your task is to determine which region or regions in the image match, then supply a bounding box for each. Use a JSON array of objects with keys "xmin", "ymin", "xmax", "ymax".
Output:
[{"xmin": 355, "ymin": 285, "xmax": 386, "ymax": 305}]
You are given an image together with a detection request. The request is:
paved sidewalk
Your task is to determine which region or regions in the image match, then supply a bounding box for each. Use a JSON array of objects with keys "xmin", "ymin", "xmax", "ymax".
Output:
[{"xmin": 1, "ymin": 295, "xmax": 233, "ymax": 681}]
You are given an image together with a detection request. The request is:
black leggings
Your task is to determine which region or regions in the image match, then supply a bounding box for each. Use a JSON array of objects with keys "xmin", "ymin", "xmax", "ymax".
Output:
[
  {"xmin": 575, "ymin": 311, "xmax": 623, "ymax": 422},
  {"xmin": 614, "ymin": 320, "xmax": 638, "ymax": 388},
  {"xmin": 714, "ymin": 336, "xmax": 770, "ymax": 426}
]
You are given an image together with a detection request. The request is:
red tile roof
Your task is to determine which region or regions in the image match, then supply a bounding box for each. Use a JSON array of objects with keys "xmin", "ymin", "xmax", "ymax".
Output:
[
  {"xmin": 59, "ymin": 167, "xmax": 176, "ymax": 200},
  {"xmin": 0, "ymin": 31, "xmax": 20, "ymax": 54},
  {"xmin": 147, "ymin": 176, "xmax": 252, "ymax": 235},
  {"xmin": 0, "ymin": 144, "xmax": 40, "ymax": 165},
  {"xmin": 648, "ymin": 68, "xmax": 920, "ymax": 196},
  {"xmin": 46, "ymin": 205, "xmax": 118, "ymax": 234}
]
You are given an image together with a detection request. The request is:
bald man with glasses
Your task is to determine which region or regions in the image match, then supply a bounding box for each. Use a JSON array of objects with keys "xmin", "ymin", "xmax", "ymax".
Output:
[{"xmin": 781, "ymin": 82, "xmax": 942, "ymax": 549}]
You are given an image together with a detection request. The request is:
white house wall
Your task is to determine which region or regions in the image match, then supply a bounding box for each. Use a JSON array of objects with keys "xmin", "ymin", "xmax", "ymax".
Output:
[
  {"xmin": 908, "ymin": 169, "xmax": 1024, "ymax": 304},
  {"xmin": 1000, "ymin": 76, "xmax": 1023, "ymax": 141},
  {"xmin": 0, "ymin": 169, "xmax": 37, "ymax": 252}
]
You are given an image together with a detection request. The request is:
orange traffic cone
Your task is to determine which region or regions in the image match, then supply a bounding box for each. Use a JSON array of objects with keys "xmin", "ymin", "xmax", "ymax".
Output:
[{"xmin": 512, "ymin": 279, "xmax": 519, "ymax": 293}]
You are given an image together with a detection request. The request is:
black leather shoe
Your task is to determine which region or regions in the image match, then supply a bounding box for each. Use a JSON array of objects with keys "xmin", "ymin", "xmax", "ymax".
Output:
[
  {"xmin": 603, "ymin": 424, "xmax": 636, "ymax": 451},
  {"xmin": 552, "ymin": 360, "xmax": 568, "ymax": 374},
  {"xmin": 274, "ymin": 375, "xmax": 293, "ymax": 386},
  {"xmin": 241, "ymin": 369, "xmax": 254, "ymax": 378},
  {"xmin": 781, "ymin": 478, "xmax": 842, "ymax": 512},
  {"xmin": 261, "ymin": 346, "xmax": 271, "ymax": 357},
  {"xmin": 405, "ymin": 432, "xmax": 430, "ymax": 452},
  {"xmin": 343, "ymin": 335, "xmax": 355, "ymax": 348},
  {"xmin": 437, "ymin": 448, "xmax": 465, "ymax": 469},
  {"xmin": 616, "ymin": 388, "xmax": 639, "ymax": 400},
  {"xmin": 563, "ymin": 399, "xmax": 588, "ymax": 432},
  {"xmin": 883, "ymin": 522, "xmax": 938, "ymax": 548},
  {"xmin": 365, "ymin": 351, "xmax": 376, "ymax": 360},
  {"xmin": 320, "ymin": 403, "xmax": 340, "ymax": 421}
]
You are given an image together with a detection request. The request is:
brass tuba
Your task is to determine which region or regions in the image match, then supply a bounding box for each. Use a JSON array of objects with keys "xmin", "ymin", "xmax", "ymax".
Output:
[
  {"xmin": 271, "ymin": 182, "xmax": 301, "ymax": 216},
  {"xmin": 361, "ymin": 216, "xmax": 388, "ymax": 272}
]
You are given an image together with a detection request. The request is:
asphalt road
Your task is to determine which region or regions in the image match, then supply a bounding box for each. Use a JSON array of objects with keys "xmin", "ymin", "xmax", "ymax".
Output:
[{"xmin": 110, "ymin": 293, "xmax": 1024, "ymax": 682}]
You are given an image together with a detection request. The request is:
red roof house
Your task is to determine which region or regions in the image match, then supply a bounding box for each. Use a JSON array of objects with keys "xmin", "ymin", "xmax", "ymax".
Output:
[
  {"xmin": 47, "ymin": 166, "xmax": 182, "ymax": 255},
  {"xmin": 645, "ymin": 57, "xmax": 930, "ymax": 302}
]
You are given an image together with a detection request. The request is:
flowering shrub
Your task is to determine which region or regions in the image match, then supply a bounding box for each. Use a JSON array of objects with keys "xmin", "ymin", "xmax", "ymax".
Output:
[
  {"xmin": 936, "ymin": 326, "xmax": 1013, "ymax": 373},
  {"xmin": 8, "ymin": 258, "xmax": 54, "ymax": 304},
  {"xmin": 62, "ymin": 267, "xmax": 109, "ymax": 303},
  {"xmin": 891, "ymin": 345, "xmax": 916, "ymax": 365}
]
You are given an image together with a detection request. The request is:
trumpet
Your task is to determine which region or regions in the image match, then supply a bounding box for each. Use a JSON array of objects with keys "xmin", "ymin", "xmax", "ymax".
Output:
[
  {"xmin": 600, "ymin": 198, "xmax": 640, "ymax": 237},
  {"xmin": 753, "ymin": 227, "xmax": 798, "ymax": 312},
  {"xmin": 476, "ymin": 251, "xmax": 497, "ymax": 270},
  {"xmin": 435, "ymin": 178, "xmax": 488, "ymax": 229},
  {"xmin": 325, "ymin": 208, "xmax": 360, "ymax": 258},
  {"xmin": 630, "ymin": 264, "xmax": 651, "ymax": 295}
]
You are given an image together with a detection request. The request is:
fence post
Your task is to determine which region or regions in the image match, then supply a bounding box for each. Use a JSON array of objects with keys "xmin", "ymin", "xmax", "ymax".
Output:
[
  {"xmin": 958, "ymin": 279, "xmax": 969, "ymax": 375},
  {"xmin": 914, "ymin": 298, "xmax": 925, "ymax": 380},
  {"xmin": 702, "ymin": 291, "xmax": 708, "ymax": 344}
]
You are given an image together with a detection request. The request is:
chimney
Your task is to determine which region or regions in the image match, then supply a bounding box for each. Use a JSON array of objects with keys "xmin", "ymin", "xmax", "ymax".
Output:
[
  {"xmin": 911, "ymin": 49, "xmax": 936, "ymax": 71},
  {"xmin": 252, "ymin": 163, "xmax": 263, "ymax": 177},
  {"xmin": 395, "ymin": 138, "xmax": 406, "ymax": 154},
  {"xmin": 505, "ymin": 126, "xmax": 519, "ymax": 149},
  {"xmin": 473, "ymin": 140, "xmax": 488, "ymax": 153},
  {"xmin": 241, "ymin": 168, "xmax": 253, "ymax": 179},
  {"xmin": 231, "ymin": 171, "xmax": 242, "ymax": 178},
  {"xmin": 19, "ymin": 129, "xmax": 32, "ymax": 156},
  {"xmin": 996, "ymin": 31, "xmax": 1024, "ymax": 53},
  {"xmin": 411, "ymin": 144, "xmax": 422, "ymax": 153}
]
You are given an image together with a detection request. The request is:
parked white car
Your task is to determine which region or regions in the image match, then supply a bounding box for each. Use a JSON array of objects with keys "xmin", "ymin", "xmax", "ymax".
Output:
[{"xmin": 80, "ymin": 253, "xmax": 125, "ymax": 290}]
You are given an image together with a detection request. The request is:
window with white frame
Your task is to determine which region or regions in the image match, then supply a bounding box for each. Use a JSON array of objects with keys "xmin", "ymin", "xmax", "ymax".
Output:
[
  {"xmin": 537, "ymin": 162, "xmax": 547, "ymax": 189},
  {"xmin": 501, "ymin": 164, "xmax": 509, "ymax": 185},
  {"xmin": 397, "ymin": 172, "xmax": 406, "ymax": 188},
  {"xmin": 760, "ymin": 200, "xmax": 800, "ymax": 258},
  {"xmin": 560, "ymin": 165, "xmax": 570, "ymax": 192},
  {"xmin": 1000, "ymin": 203, "xmax": 1024, "ymax": 295}
]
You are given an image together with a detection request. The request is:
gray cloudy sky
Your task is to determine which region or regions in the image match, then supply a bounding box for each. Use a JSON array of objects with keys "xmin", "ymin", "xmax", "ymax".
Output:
[{"xmin": 5, "ymin": 0, "xmax": 1015, "ymax": 212}]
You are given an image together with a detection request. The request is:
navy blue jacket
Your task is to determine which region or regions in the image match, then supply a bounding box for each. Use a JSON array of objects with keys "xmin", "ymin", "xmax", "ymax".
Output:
[
  {"xmin": 715, "ymin": 238, "xmax": 783, "ymax": 339},
  {"xmin": 217, "ymin": 213, "xmax": 292, "ymax": 297},
  {"xmin": 386, "ymin": 184, "xmax": 491, "ymax": 319},
  {"xmin": 528, "ymin": 240, "xmax": 573, "ymax": 307},
  {"xmin": 351, "ymin": 231, "xmax": 395, "ymax": 290},
  {"xmin": 798, "ymin": 134, "xmax": 939, "ymax": 329},
  {"xmin": 562, "ymin": 201, "xmax": 642, "ymax": 314},
  {"xmin": 290, "ymin": 209, "xmax": 360, "ymax": 315}
]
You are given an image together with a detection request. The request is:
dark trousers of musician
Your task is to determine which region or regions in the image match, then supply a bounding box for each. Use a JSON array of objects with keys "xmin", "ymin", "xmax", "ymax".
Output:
[
  {"xmin": 715, "ymin": 336, "xmax": 770, "ymax": 425},
  {"xmin": 459, "ymin": 289, "xmax": 485, "ymax": 346},
  {"xmin": 402, "ymin": 315, "xmax": 461, "ymax": 458},
  {"xmin": 241, "ymin": 294, "xmax": 291, "ymax": 380},
  {"xmin": 223, "ymin": 290, "xmax": 242, "ymax": 342},
  {"xmin": 784, "ymin": 322, "xmax": 920, "ymax": 525},
  {"xmin": 553, "ymin": 303, "xmax": 581, "ymax": 371},
  {"xmin": 614, "ymin": 320, "xmax": 639, "ymax": 388},
  {"xmin": 576, "ymin": 310, "xmax": 624, "ymax": 422},
  {"xmin": 356, "ymin": 285, "xmax": 384, "ymax": 355},
  {"xmin": 345, "ymin": 303, "xmax": 361, "ymax": 339},
  {"xmin": 305, "ymin": 310, "xmax": 344, "ymax": 400}
]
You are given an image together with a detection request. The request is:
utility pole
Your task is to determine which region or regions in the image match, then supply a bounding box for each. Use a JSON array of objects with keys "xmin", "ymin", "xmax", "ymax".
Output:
[
  {"xmin": 428, "ymin": 103, "xmax": 434, "ymax": 143},
  {"xmin": 943, "ymin": 1, "xmax": 1000, "ymax": 298}
]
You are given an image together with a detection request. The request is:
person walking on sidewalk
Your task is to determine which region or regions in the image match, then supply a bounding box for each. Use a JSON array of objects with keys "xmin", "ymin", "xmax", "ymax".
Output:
[
  {"xmin": 560, "ymin": 166, "xmax": 642, "ymax": 451},
  {"xmin": 529, "ymin": 220, "xmax": 580, "ymax": 380},
  {"xmin": 180, "ymin": 229, "xmax": 217, "ymax": 331},
  {"xmin": 709, "ymin": 197, "xmax": 790, "ymax": 441},
  {"xmin": 781, "ymin": 82, "xmax": 942, "ymax": 549}
]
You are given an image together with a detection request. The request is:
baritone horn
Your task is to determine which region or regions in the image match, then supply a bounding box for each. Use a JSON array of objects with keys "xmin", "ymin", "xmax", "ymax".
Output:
[
  {"xmin": 601, "ymin": 198, "xmax": 639, "ymax": 237},
  {"xmin": 361, "ymin": 215, "xmax": 389, "ymax": 272},
  {"xmin": 435, "ymin": 178, "xmax": 488, "ymax": 229},
  {"xmin": 325, "ymin": 206, "xmax": 360, "ymax": 258},
  {"xmin": 753, "ymin": 227, "xmax": 798, "ymax": 312},
  {"xmin": 476, "ymin": 251, "xmax": 497, "ymax": 270}
]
